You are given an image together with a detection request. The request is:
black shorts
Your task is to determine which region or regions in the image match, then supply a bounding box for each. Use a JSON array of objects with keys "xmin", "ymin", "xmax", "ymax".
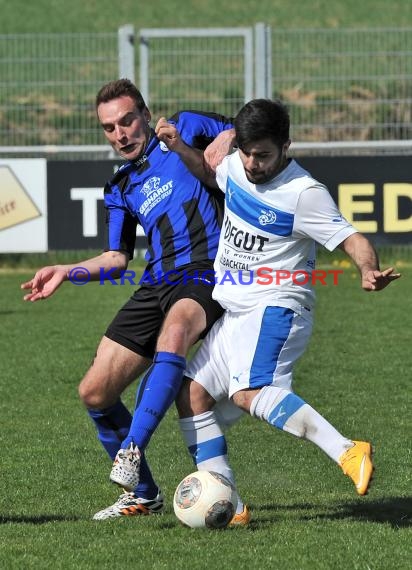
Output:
[{"xmin": 105, "ymin": 265, "xmax": 224, "ymax": 359}]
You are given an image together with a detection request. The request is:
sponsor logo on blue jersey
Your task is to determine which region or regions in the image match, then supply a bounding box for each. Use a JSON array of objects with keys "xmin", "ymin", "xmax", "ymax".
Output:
[
  {"xmin": 139, "ymin": 177, "xmax": 173, "ymax": 216},
  {"xmin": 141, "ymin": 176, "xmax": 161, "ymax": 196}
]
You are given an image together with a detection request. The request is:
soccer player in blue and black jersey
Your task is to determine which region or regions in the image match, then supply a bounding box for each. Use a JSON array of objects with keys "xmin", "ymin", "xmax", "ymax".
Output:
[{"xmin": 21, "ymin": 78, "xmax": 237, "ymax": 520}]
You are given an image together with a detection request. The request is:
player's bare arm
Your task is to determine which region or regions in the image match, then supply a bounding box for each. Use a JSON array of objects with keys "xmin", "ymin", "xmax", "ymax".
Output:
[
  {"xmin": 155, "ymin": 117, "xmax": 218, "ymax": 188},
  {"xmin": 339, "ymin": 233, "xmax": 401, "ymax": 291},
  {"xmin": 21, "ymin": 250, "xmax": 129, "ymax": 302},
  {"xmin": 203, "ymin": 128, "xmax": 236, "ymax": 171}
]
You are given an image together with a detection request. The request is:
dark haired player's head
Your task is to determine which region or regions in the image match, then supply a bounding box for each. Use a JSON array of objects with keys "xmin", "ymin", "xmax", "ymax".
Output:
[
  {"xmin": 234, "ymin": 99, "xmax": 290, "ymax": 151},
  {"xmin": 96, "ymin": 78, "xmax": 148, "ymax": 112},
  {"xmin": 234, "ymin": 99, "xmax": 291, "ymax": 184}
]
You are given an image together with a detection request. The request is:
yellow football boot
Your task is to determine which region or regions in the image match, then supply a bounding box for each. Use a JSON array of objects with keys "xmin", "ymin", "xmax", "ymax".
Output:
[
  {"xmin": 339, "ymin": 440, "xmax": 374, "ymax": 495},
  {"xmin": 229, "ymin": 504, "xmax": 251, "ymax": 526}
]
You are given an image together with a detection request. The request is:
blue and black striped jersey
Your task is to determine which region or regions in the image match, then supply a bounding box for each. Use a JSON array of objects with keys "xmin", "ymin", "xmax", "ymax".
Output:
[{"xmin": 104, "ymin": 110, "xmax": 233, "ymax": 279}]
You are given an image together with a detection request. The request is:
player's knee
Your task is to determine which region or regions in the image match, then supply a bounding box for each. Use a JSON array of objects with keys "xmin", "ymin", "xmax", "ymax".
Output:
[
  {"xmin": 78, "ymin": 379, "xmax": 96, "ymax": 407},
  {"xmin": 176, "ymin": 377, "xmax": 215, "ymax": 418},
  {"xmin": 78, "ymin": 376, "xmax": 111, "ymax": 409},
  {"xmin": 232, "ymin": 390, "xmax": 255, "ymax": 413}
]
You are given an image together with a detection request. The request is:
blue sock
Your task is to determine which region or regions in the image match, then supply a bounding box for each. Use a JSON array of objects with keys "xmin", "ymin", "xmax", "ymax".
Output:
[
  {"xmin": 87, "ymin": 400, "xmax": 159, "ymax": 498},
  {"xmin": 121, "ymin": 351, "xmax": 186, "ymax": 451},
  {"xmin": 133, "ymin": 451, "xmax": 159, "ymax": 498},
  {"xmin": 87, "ymin": 400, "xmax": 132, "ymax": 460}
]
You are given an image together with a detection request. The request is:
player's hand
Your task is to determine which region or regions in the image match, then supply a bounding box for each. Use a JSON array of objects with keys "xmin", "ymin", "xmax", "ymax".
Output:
[
  {"xmin": 155, "ymin": 117, "xmax": 184, "ymax": 152},
  {"xmin": 21, "ymin": 266, "xmax": 67, "ymax": 301},
  {"xmin": 361, "ymin": 267, "xmax": 401, "ymax": 291},
  {"xmin": 203, "ymin": 128, "xmax": 236, "ymax": 172}
]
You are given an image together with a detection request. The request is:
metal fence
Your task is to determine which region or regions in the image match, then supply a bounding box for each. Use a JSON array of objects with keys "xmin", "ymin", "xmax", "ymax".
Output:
[
  {"xmin": 0, "ymin": 31, "xmax": 121, "ymax": 149},
  {"xmin": 138, "ymin": 27, "xmax": 255, "ymax": 119},
  {"xmin": 271, "ymin": 27, "xmax": 412, "ymax": 142},
  {"xmin": 0, "ymin": 25, "xmax": 412, "ymax": 157}
]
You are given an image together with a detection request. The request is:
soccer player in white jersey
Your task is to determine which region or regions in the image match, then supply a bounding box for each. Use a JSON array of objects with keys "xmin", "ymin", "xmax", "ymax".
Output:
[{"xmin": 156, "ymin": 99, "xmax": 400, "ymax": 524}]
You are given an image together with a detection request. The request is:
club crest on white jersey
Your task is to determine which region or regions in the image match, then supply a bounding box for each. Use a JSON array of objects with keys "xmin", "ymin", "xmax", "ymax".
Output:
[{"xmin": 259, "ymin": 209, "xmax": 277, "ymax": 226}]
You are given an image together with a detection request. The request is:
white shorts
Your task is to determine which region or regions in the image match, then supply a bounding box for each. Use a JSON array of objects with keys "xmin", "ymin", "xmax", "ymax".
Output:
[{"xmin": 186, "ymin": 304, "xmax": 313, "ymax": 401}]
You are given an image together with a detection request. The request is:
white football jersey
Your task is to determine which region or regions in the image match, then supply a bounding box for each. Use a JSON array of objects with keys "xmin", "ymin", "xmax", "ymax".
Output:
[{"xmin": 213, "ymin": 154, "xmax": 357, "ymax": 313}]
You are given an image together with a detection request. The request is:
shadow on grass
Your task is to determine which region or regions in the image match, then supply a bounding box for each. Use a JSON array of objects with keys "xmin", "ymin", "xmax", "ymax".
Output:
[
  {"xmin": 257, "ymin": 497, "xmax": 411, "ymax": 529},
  {"xmin": 0, "ymin": 514, "xmax": 81, "ymax": 524},
  {"xmin": 307, "ymin": 497, "xmax": 412, "ymax": 529}
]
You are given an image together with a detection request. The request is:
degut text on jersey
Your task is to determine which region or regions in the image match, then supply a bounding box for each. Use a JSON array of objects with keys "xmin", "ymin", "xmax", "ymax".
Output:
[{"xmin": 223, "ymin": 217, "xmax": 269, "ymax": 252}]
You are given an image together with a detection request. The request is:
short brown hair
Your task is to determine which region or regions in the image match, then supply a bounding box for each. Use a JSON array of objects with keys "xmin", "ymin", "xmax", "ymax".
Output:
[{"xmin": 95, "ymin": 78, "xmax": 147, "ymax": 111}]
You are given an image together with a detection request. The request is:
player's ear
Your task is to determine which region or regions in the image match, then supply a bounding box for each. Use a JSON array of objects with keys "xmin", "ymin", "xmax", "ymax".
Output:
[
  {"xmin": 143, "ymin": 107, "xmax": 152, "ymax": 124},
  {"xmin": 283, "ymin": 139, "xmax": 291, "ymax": 153}
]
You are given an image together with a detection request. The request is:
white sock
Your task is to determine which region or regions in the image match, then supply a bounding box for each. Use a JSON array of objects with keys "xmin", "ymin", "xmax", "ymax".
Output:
[
  {"xmin": 179, "ymin": 411, "xmax": 244, "ymax": 513},
  {"xmin": 250, "ymin": 386, "xmax": 353, "ymax": 462}
]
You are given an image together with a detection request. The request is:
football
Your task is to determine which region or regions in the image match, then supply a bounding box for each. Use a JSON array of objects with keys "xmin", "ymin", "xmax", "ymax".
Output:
[{"xmin": 173, "ymin": 470, "xmax": 238, "ymax": 529}]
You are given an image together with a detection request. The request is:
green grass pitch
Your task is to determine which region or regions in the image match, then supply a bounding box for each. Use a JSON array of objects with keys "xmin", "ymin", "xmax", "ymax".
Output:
[
  {"xmin": 0, "ymin": 260, "xmax": 410, "ymax": 569},
  {"xmin": 0, "ymin": 1, "xmax": 411, "ymax": 566},
  {"xmin": 1, "ymin": 0, "xmax": 412, "ymax": 33}
]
